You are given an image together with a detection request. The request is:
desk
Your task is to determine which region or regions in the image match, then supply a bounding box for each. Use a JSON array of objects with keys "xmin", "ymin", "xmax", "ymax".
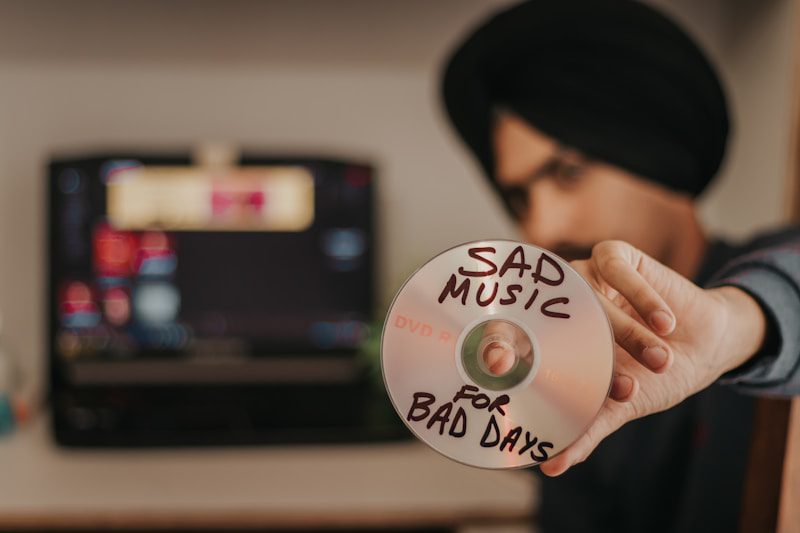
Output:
[{"xmin": 0, "ymin": 415, "xmax": 537, "ymax": 530}]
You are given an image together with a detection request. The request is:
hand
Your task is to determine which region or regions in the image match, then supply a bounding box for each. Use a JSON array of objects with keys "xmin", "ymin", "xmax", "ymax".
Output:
[
  {"xmin": 480, "ymin": 319, "xmax": 533, "ymax": 376},
  {"xmin": 539, "ymin": 240, "xmax": 767, "ymax": 476}
]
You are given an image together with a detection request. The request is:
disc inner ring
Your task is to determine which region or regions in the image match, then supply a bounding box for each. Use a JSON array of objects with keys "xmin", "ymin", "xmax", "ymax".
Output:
[{"xmin": 455, "ymin": 314, "xmax": 541, "ymax": 392}]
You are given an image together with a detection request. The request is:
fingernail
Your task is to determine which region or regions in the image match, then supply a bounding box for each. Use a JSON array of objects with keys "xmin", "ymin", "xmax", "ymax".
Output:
[
  {"xmin": 642, "ymin": 346, "xmax": 668, "ymax": 369},
  {"xmin": 611, "ymin": 374, "xmax": 634, "ymax": 399},
  {"xmin": 649, "ymin": 310, "xmax": 675, "ymax": 334}
]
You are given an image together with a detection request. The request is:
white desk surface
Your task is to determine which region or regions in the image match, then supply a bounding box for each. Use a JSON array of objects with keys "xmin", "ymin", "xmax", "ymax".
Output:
[{"xmin": 0, "ymin": 415, "xmax": 537, "ymax": 530}]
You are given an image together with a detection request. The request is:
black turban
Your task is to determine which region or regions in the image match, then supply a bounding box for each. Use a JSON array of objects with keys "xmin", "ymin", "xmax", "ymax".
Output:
[{"xmin": 442, "ymin": 0, "xmax": 729, "ymax": 209}]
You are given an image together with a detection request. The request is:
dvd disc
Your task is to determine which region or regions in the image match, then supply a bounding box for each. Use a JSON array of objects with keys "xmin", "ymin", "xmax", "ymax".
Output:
[{"xmin": 381, "ymin": 240, "xmax": 614, "ymax": 469}]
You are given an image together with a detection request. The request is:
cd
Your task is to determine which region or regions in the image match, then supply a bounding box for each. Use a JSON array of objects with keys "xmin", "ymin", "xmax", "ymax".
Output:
[{"xmin": 381, "ymin": 240, "xmax": 614, "ymax": 469}]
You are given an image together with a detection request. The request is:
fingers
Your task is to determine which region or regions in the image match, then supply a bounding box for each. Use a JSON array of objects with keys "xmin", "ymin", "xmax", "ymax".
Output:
[
  {"xmin": 591, "ymin": 241, "xmax": 675, "ymax": 335},
  {"xmin": 601, "ymin": 293, "xmax": 673, "ymax": 373},
  {"xmin": 572, "ymin": 242, "xmax": 674, "ymax": 372},
  {"xmin": 480, "ymin": 320, "xmax": 518, "ymax": 374},
  {"xmin": 609, "ymin": 372, "xmax": 637, "ymax": 401},
  {"xmin": 480, "ymin": 320, "xmax": 533, "ymax": 375},
  {"xmin": 483, "ymin": 343, "xmax": 515, "ymax": 375}
]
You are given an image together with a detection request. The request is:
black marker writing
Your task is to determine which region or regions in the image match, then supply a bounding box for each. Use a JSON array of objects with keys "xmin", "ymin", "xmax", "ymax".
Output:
[
  {"xmin": 438, "ymin": 246, "xmax": 571, "ymax": 319},
  {"xmin": 407, "ymin": 385, "xmax": 554, "ymax": 463}
]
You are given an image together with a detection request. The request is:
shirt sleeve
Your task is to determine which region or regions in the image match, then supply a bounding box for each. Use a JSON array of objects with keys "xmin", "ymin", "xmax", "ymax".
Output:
[{"xmin": 705, "ymin": 238, "xmax": 800, "ymax": 396}]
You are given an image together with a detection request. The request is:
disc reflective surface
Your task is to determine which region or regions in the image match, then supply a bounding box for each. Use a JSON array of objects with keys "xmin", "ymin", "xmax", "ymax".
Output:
[{"xmin": 381, "ymin": 240, "xmax": 614, "ymax": 469}]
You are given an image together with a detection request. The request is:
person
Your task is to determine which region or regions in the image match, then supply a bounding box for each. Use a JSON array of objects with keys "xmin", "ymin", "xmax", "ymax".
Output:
[{"xmin": 440, "ymin": 0, "xmax": 800, "ymax": 531}]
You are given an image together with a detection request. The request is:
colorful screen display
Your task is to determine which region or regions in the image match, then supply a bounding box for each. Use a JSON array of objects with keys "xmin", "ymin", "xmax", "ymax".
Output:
[{"xmin": 49, "ymin": 155, "xmax": 373, "ymax": 384}]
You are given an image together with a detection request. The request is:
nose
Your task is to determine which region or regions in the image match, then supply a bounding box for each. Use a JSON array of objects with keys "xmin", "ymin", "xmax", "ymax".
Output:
[{"xmin": 519, "ymin": 180, "xmax": 569, "ymax": 250}]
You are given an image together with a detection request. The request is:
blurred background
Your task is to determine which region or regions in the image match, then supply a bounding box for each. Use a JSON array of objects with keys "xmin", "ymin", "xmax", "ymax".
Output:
[{"xmin": 0, "ymin": 0, "xmax": 797, "ymax": 531}]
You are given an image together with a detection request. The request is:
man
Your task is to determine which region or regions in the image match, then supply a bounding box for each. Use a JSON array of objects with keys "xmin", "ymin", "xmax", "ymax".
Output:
[{"xmin": 441, "ymin": 0, "xmax": 800, "ymax": 531}]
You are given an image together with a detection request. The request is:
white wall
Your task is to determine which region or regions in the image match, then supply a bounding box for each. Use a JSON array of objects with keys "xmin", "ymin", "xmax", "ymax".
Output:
[
  {"xmin": 0, "ymin": 0, "xmax": 794, "ymax": 402},
  {"xmin": 651, "ymin": 0, "xmax": 797, "ymax": 237}
]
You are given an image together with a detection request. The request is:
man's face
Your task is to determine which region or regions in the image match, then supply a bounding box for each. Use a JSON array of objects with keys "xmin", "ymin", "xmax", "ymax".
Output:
[{"xmin": 492, "ymin": 112, "xmax": 684, "ymax": 263}]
